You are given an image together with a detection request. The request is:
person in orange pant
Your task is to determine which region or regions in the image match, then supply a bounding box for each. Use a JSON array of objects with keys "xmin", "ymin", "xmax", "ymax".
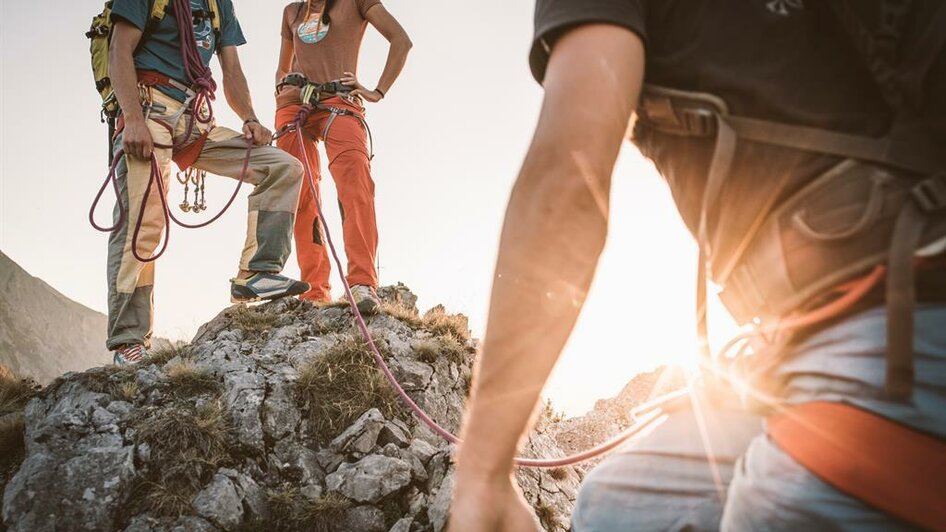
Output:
[{"xmin": 274, "ymin": 0, "xmax": 412, "ymax": 314}]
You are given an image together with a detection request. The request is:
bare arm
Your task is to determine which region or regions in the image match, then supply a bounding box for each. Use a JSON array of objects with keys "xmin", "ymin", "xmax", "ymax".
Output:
[
  {"xmin": 218, "ymin": 46, "xmax": 272, "ymax": 144},
  {"xmin": 109, "ymin": 20, "xmax": 152, "ymax": 159},
  {"xmin": 343, "ymin": 4, "xmax": 412, "ymax": 101},
  {"xmin": 449, "ymin": 24, "xmax": 645, "ymax": 531},
  {"xmin": 276, "ymin": 36, "xmax": 295, "ymax": 84}
]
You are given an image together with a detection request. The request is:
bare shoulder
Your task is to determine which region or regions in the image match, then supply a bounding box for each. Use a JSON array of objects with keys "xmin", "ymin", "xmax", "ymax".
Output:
[{"xmin": 283, "ymin": 2, "xmax": 304, "ymax": 16}]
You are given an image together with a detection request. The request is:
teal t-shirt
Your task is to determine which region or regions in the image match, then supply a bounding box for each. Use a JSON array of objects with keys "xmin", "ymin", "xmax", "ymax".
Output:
[{"xmin": 110, "ymin": 0, "xmax": 246, "ymax": 101}]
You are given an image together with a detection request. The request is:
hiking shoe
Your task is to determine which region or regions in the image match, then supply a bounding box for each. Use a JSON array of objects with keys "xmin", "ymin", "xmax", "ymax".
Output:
[
  {"xmin": 231, "ymin": 273, "xmax": 310, "ymax": 304},
  {"xmin": 113, "ymin": 344, "xmax": 146, "ymax": 366},
  {"xmin": 351, "ymin": 285, "xmax": 381, "ymax": 315}
]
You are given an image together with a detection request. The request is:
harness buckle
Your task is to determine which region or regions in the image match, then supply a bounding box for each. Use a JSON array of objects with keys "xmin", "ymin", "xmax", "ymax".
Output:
[
  {"xmin": 911, "ymin": 174, "xmax": 946, "ymax": 213},
  {"xmin": 637, "ymin": 86, "xmax": 729, "ymax": 138}
]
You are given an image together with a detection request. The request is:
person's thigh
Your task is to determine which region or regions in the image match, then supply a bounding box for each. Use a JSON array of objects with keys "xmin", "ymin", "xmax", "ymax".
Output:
[
  {"xmin": 573, "ymin": 399, "xmax": 763, "ymax": 532},
  {"xmin": 722, "ymin": 304, "xmax": 946, "ymax": 531}
]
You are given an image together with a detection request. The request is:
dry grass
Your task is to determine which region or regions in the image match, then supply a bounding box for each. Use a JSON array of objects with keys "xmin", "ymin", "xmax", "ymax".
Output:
[
  {"xmin": 422, "ymin": 306, "xmax": 470, "ymax": 343},
  {"xmin": 166, "ymin": 360, "xmax": 219, "ymax": 398},
  {"xmin": 535, "ymin": 502, "xmax": 560, "ymax": 531},
  {"xmin": 130, "ymin": 402, "xmax": 231, "ymax": 517},
  {"xmin": 0, "ymin": 366, "xmax": 36, "ymax": 513},
  {"xmin": 0, "ymin": 368, "xmax": 37, "ymax": 417},
  {"xmin": 232, "ymin": 305, "xmax": 278, "ymax": 334},
  {"xmin": 147, "ymin": 342, "xmax": 194, "ymax": 366},
  {"xmin": 115, "ymin": 381, "xmax": 140, "ymax": 402},
  {"xmin": 549, "ymin": 467, "xmax": 569, "ymax": 481},
  {"xmin": 542, "ymin": 399, "xmax": 567, "ymax": 425},
  {"xmin": 413, "ymin": 336, "xmax": 468, "ymax": 365},
  {"xmin": 72, "ymin": 365, "xmax": 137, "ymax": 399},
  {"xmin": 413, "ymin": 340, "xmax": 440, "ymax": 364},
  {"xmin": 268, "ymin": 489, "xmax": 352, "ymax": 532},
  {"xmin": 295, "ymin": 335, "xmax": 400, "ymax": 442},
  {"xmin": 380, "ymin": 302, "xmax": 423, "ymax": 328}
]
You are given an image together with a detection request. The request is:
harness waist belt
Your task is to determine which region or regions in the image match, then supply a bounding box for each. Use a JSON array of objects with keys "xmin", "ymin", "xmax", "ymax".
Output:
[
  {"xmin": 769, "ymin": 402, "xmax": 946, "ymax": 531},
  {"xmin": 137, "ymin": 70, "xmax": 198, "ymax": 99}
]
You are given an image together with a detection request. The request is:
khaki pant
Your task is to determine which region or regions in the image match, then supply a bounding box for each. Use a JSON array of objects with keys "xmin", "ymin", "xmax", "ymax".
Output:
[{"xmin": 106, "ymin": 90, "xmax": 303, "ymax": 350}]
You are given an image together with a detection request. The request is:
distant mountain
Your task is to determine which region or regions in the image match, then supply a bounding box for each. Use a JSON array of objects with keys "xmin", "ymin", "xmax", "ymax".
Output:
[{"xmin": 0, "ymin": 251, "xmax": 110, "ymax": 382}]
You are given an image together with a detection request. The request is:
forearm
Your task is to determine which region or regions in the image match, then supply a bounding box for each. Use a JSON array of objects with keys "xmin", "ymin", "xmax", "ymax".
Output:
[
  {"xmin": 374, "ymin": 38, "xmax": 411, "ymax": 94},
  {"xmin": 223, "ymin": 68, "xmax": 257, "ymax": 122},
  {"xmin": 454, "ymin": 23, "xmax": 643, "ymax": 481},
  {"xmin": 458, "ymin": 159, "xmax": 609, "ymax": 478},
  {"xmin": 110, "ymin": 45, "xmax": 145, "ymax": 125}
]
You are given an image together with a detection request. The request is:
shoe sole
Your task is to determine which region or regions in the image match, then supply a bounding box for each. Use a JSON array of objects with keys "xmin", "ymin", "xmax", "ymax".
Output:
[{"xmin": 231, "ymin": 284, "xmax": 309, "ymax": 305}]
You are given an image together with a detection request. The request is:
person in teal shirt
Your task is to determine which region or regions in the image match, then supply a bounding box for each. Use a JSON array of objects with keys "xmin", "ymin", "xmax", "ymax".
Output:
[
  {"xmin": 104, "ymin": 0, "xmax": 310, "ymax": 366},
  {"xmin": 110, "ymin": 0, "xmax": 246, "ymax": 101}
]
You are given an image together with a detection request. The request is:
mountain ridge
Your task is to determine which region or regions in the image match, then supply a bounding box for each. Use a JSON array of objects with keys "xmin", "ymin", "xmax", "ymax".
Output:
[{"xmin": 0, "ymin": 251, "xmax": 110, "ymax": 382}]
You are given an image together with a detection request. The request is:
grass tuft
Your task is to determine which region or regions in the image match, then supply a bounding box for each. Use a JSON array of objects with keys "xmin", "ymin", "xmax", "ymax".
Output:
[
  {"xmin": 232, "ymin": 305, "xmax": 278, "ymax": 334},
  {"xmin": 413, "ymin": 336, "xmax": 468, "ymax": 365},
  {"xmin": 115, "ymin": 381, "xmax": 140, "ymax": 402},
  {"xmin": 549, "ymin": 467, "xmax": 569, "ymax": 481},
  {"xmin": 147, "ymin": 342, "xmax": 194, "ymax": 366},
  {"xmin": 166, "ymin": 360, "xmax": 219, "ymax": 398},
  {"xmin": 0, "ymin": 368, "xmax": 38, "ymax": 417},
  {"xmin": 535, "ymin": 502, "xmax": 560, "ymax": 531},
  {"xmin": 130, "ymin": 402, "xmax": 231, "ymax": 517},
  {"xmin": 0, "ymin": 366, "xmax": 37, "ymax": 513},
  {"xmin": 268, "ymin": 488, "xmax": 352, "ymax": 532},
  {"xmin": 380, "ymin": 302, "xmax": 423, "ymax": 328},
  {"xmin": 295, "ymin": 335, "xmax": 401, "ymax": 442},
  {"xmin": 413, "ymin": 340, "xmax": 440, "ymax": 364},
  {"xmin": 422, "ymin": 306, "xmax": 471, "ymax": 343}
]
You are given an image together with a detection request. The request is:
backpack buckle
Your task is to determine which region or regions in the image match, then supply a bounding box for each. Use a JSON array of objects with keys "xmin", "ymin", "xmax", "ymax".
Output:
[{"xmin": 911, "ymin": 175, "xmax": 946, "ymax": 213}]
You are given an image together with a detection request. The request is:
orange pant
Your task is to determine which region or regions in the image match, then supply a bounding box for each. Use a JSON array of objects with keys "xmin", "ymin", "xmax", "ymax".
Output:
[{"xmin": 275, "ymin": 97, "xmax": 378, "ymax": 301}]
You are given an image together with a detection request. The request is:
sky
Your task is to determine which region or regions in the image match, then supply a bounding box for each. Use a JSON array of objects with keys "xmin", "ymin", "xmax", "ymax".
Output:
[{"xmin": 0, "ymin": 0, "xmax": 738, "ymax": 415}]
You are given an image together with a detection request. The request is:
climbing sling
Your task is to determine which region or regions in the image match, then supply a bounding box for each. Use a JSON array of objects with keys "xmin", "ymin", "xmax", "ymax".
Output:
[{"xmin": 633, "ymin": 1, "xmax": 946, "ymax": 526}]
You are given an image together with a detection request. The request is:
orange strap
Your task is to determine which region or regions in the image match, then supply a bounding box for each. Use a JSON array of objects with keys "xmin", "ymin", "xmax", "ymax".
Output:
[{"xmin": 768, "ymin": 402, "xmax": 946, "ymax": 531}]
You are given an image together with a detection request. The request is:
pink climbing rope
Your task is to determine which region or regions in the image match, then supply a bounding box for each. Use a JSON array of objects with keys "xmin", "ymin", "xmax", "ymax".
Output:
[
  {"xmin": 291, "ymin": 109, "xmax": 682, "ymax": 468},
  {"xmin": 89, "ymin": 0, "xmax": 251, "ymax": 262}
]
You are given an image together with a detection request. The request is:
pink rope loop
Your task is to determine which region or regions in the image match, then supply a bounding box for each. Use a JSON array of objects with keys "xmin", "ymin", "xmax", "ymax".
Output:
[{"xmin": 293, "ymin": 122, "xmax": 675, "ymax": 468}]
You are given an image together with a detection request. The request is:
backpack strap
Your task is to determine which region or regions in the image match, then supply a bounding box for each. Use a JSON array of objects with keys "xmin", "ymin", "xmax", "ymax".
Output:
[
  {"xmin": 207, "ymin": 0, "xmax": 222, "ymax": 38},
  {"xmin": 150, "ymin": 0, "xmax": 170, "ymax": 24}
]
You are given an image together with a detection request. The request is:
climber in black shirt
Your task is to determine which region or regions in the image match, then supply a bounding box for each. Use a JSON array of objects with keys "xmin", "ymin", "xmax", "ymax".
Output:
[{"xmin": 450, "ymin": 1, "xmax": 946, "ymax": 530}]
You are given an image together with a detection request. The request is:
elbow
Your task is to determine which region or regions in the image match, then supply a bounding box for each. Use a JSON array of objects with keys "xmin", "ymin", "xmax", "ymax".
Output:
[{"xmin": 396, "ymin": 34, "xmax": 413, "ymax": 52}]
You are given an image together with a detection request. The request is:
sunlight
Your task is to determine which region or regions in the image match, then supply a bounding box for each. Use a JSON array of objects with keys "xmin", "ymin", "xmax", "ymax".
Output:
[{"xmin": 543, "ymin": 149, "xmax": 742, "ymax": 416}]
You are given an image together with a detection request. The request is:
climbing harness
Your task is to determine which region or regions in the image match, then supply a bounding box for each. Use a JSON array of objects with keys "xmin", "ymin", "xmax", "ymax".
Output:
[
  {"xmin": 87, "ymin": 0, "xmax": 222, "ymax": 164},
  {"xmin": 88, "ymin": 0, "xmax": 251, "ymax": 263},
  {"xmin": 629, "ymin": 2, "xmax": 946, "ymax": 525},
  {"xmin": 273, "ymin": 75, "xmax": 375, "ymax": 160},
  {"xmin": 769, "ymin": 402, "xmax": 946, "ymax": 532},
  {"xmin": 283, "ymin": 104, "xmax": 688, "ymax": 468}
]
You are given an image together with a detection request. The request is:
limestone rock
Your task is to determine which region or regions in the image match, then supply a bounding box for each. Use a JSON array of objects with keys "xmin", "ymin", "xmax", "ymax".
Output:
[
  {"xmin": 331, "ymin": 408, "xmax": 384, "ymax": 455},
  {"xmin": 325, "ymin": 455, "xmax": 412, "ymax": 503},
  {"xmin": 1, "ymin": 285, "xmax": 592, "ymax": 532},
  {"xmin": 193, "ymin": 473, "xmax": 243, "ymax": 530}
]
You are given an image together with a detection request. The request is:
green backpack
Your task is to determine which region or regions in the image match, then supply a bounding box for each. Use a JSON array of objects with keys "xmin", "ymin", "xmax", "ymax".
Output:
[{"xmin": 86, "ymin": 0, "xmax": 221, "ymax": 118}]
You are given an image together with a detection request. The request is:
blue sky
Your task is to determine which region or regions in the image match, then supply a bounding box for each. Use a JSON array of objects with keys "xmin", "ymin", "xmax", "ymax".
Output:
[{"xmin": 0, "ymin": 0, "xmax": 737, "ymax": 414}]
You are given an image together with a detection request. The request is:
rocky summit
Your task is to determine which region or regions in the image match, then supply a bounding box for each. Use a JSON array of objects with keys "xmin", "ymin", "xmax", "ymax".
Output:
[{"xmin": 1, "ymin": 285, "xmax": 586, "ymax": 532}]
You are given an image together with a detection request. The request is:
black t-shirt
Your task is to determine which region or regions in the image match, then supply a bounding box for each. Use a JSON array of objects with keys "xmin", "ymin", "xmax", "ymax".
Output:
[{"xmin": 530, "ymin": 0, "xmax": 946, "ymax": 277}]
